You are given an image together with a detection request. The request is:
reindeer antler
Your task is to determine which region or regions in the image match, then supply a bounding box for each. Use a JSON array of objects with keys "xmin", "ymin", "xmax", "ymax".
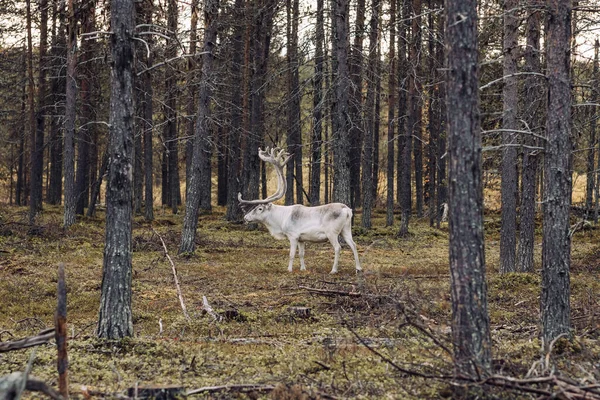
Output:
[{"xmin": 238, "ymin": 146, "xmax": 292, "ymax": 206}]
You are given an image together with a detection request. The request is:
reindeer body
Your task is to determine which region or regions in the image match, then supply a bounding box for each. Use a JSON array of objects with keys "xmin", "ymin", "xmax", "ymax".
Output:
[
  {"xmin": 239, "ymin": 147, "xmax": 361, "ymax": 274},
  {"xmin": 244, "ymin": 203, "xmax": 361, "ymax": 273}
]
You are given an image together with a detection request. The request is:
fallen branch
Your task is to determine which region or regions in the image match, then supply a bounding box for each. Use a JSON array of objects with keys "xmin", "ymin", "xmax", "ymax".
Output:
[
  {"xmin": 151, "ymin": 227, "xmax": 191, "ymax": 321},
  {"xmin": 187, "ymin": 384, "xmax": 276, "ymax": 396},
  {"xmin": 0, "ymin": 372, "xmax": 63, "ymax": 400},
  {"xmin": 299, "ymin": 286, "xmax": 361, "ymax": 297},
  {"xmin": 0, "ymin": 328, "xmax": 55, "ymax": 353}
]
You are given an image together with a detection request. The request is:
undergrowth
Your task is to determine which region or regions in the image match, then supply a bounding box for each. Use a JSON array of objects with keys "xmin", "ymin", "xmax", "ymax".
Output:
[{"xmin": 0, "ymin": 204, "xmax": 598, "ymax": 399}]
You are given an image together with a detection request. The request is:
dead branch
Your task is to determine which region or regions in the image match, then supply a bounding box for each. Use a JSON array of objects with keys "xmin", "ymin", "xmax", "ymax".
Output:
[
  {"xmin": 151, "ymin": 227, "xmax": 191, "ymax": 321},
  {"xmin": 299, "ymin": 286, "xmax": 362, "ymax": 297},
  {"xmin": 0, "ymin": 372, "xmax": 63, "ymax": 400},
  {"xmin": 0, "ymin": 328, "xmax": 54, "ymax": 353},
  {"xmin": 55, "ymin": 263, "xmax": 68, "ymax": 398},
  {"xmin": 187, "ymin": 384, "xmax": 276, "ymax": 396}
]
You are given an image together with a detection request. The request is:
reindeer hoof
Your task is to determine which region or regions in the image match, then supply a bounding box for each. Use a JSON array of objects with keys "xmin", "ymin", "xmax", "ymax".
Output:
[{"xmin": 329, "ymin": 270, "xmax": 338, "ymax": 274}]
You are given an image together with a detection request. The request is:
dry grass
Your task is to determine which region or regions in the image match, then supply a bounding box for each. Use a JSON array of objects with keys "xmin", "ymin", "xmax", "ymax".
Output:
[{"xmin": 0, "ymin": 204, "xmax": 599, "ymax": 399}]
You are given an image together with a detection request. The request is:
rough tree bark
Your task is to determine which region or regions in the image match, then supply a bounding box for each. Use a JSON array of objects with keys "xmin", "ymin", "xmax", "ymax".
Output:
[
  {"xmin": 385, "ymin": 0, "xmax": 396, "ymax": 227},
  {"xmin": 332, "ymin": 0, "xmax": 352, "ymax": 206},
  {"xmin": 499, "ymin": 0, "xmax": 519, "ymax": 273},
  {"xmin": 541, "ymin": 0, "xmax": 573, "ymax": 347},
  {"xmin": 225, "ymin": 0, "xmax": 245, "ymax": 221},
  {"xmin": 348, "ymin": 0, "xmax": 365, "ymax": 209},
  {"xmin": 517, "ymin": 0, "xmax": 543, "ymax": 273},
  {"xmin": 29, "ymin": 0, "xmax": 48, "ymax": 224},
  {"xmin": 361, "ymin": 0, "xmax": 380, "ymax": 229},
  {"xmin": 47, "ymin": 0, "xmax": 66, "ymax": 205},
  {"xmin": 179, "ymin": 0, "xmax": 220, "ymax": 254},
  {"xmin": 411, "ymin": 0, "xmax": 423, "ymax": 218},
  {"xmin": 75, "ymin": 0, "xmax": 96, "ymax": 215},
  {"xmin": 285, "ymin": 0, "xmax": 302, "ymax": 205},
  {"xmin": 142, "ymin": 0, "xmax": 154, "ymax": 221},
  {"xmin": 97, "ymin": 0, "xmax": 135, "ymax": 339},
  {"xmin": 63, "ymin": 0, "xmax": 78, "ymax": 228},
  {"xmin": 446, "ymin": 0, "xmax": 492, "ymax": 377},
  {"xmin": 309, "ymin": 0, "xmax": 324, "ymax": 206}
]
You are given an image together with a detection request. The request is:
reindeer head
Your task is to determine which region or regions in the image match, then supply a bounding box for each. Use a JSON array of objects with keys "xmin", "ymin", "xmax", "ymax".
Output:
[{"xmin": 238, "ymin": 147, "xmax": 292, "ymax": 215}]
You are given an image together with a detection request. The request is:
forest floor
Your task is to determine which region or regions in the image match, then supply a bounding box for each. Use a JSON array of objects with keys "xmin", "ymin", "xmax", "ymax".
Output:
[{"xmin": 0, "ymin": 204, "xmax": 599, "ymax": 399}]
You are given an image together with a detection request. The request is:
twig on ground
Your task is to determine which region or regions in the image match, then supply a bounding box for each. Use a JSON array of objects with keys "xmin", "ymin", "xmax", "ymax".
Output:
[
  {"xmin": 151, "ymin": 227, "xmax": 191, "ymax": 321},
  {"xmin": 187, "ymin": 384, "xmax": 276, "ymax": 396},
  {"xmin": 0, "ymin": 328, "xmax": 55, "ymax": 353},
  {"xmin": 299, "ymin": 286, "xmax": 362, "ymax": 297}
]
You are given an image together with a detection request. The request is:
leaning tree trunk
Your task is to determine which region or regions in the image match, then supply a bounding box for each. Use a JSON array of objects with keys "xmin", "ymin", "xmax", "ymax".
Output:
[
  {"xmin": 97, "ymin": 0, "xmax": 135, "ymax": 339},
  {"xmin": 446, "ymin": 0, "xmax": 492, "ymax": 377},
  {"xmin": 517, "ymin": 0, "xmax": 543, "ymax": 273},
  {"xmin": 541, "ymin": 0, "xmax": 573, "ymax": 347},
  {"xmin": 499, "ymin": 0, "xmax": 519, "ymax": 274},
  {"xmin": 179, "ymin": 0, "xmax": 220, "ymax": 254},
  {"xmin": 63, "ymin": 0, "xmax": 78, "ymax": 228}
]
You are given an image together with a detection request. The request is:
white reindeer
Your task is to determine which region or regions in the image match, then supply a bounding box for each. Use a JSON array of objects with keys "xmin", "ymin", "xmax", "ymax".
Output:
[{"xmin": 238, "ymin": 147, "xmax": 362, "ymax": 274}]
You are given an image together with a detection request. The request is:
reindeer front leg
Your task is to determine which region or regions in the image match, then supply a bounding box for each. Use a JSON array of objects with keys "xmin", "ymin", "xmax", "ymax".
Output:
[
  {"xmin": 298, "ymin": 242, "xmax": 306, "ymax": 271},
  {"xmin": 288, "ymin": 237, "xmax": 298, "ymax": 272}
]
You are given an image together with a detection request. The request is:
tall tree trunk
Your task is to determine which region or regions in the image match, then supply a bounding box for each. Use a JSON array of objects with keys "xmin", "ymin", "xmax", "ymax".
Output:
[
  {"xmin": 385, "ymin": 0, "xmax": 397, "ymax": 226},
  {"xmin": 499, "ymin": 0, "xmax": 519, "ymax": 273},
  {"xmin": 361, "ymin": 0, "xmax": 380, "ymax": 229},
  {"xmin": 436, "ymin": 8, "xmax": 447, "ymax": 228},
  {"xmin": 225, "ymin": 0, "xmax": 245, "ymax": 221},
  {"xmin": 142, "ymin": 0, "xmax": 154, "ymax": 221},
  {"xmin": 399, "ymin": 0, "xmax": 416, "ymax": 236},
  {"xmin": 242, "ymin": 0, "xmax": 277, "ymax": 203},
  {"xmin": 349, "ymin": 0, "xmax": 366, "ymax": 209},
  {"xmin": 186, "ymin": 0, "xmax": 199, "ymax": 194},
  {"xmin": 593, "ymin": 39, "xmax": 599, "ymax": 224},
  {"xmin": 446, "ymin": 0, "xmax": 491, "ymax": 377},
  {"xmin": 16, "ymin": 55, "xmax": 27, "ymax": 207},
  {"xmin": 517, "ymin": 0, "xmax": 543, "ymax": 273},
  {"xmin": 63, "ymin": 0, "xmax": 78, "ymax": 228},
  {"xmin": 332, "ymin": 0, "xmax": 352, "ymax": 206},
  {"xmin": 309, "ymin": 0, "xmax": 325, "ymax": 206},
  {"xmin": 585, "ymin": 40, "xmax": 598, "ymax": 219},
  {"xmin": 397, "ymin": 0, "xmax": 408, "ymax": 206},
  {"xmin": 75, "ymin": 0, "xmax": 96, "ymax": 215},
  {"xmin": 411, "ymin": 0, "xmax": 423, "ymax": 219},
  {"xmin": 542, "ymin": 0, "xmax": 573, "ymax": 347},
  {"xmin": 47, "ymin": 0, "xmax": 65, "ymax": 205},
  {"xmin": 180, "ymin": 0, "xmax": 219, "ymax": 254},
  {"xmin": 285, "ymin": 0, "xmax": 302, "ymax": 205},
  {"xmin": 97, "ymin": 0, "xmax": 135, "ymax": 339},
  {"xmin": 427, "ymin": 0, "xmax": 437, "ymax": 227},
  {"xmin": 29, "ymin": 0, "xmax": 49, "ymax": 224},
  {"xmin": 163, "ymin": 0, "xmax": 180, "ymax": 213},
  {"xmin": 26, "ymin": 0, "xmax": 36, "ymax": 219}
]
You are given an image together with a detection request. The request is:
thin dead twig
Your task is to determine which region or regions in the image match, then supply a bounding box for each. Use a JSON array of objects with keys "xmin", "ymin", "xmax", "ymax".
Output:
[
  {"xmin": 187, "ymin": 384, "xmax": 276, "ymax": 396},
  {"xmin": 151, "ymin": 227, "xmax": 191, "ymax": 321},
  {"xmin": 299, "ymin": 286, "xmax": 362, "ymax": 297}
]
